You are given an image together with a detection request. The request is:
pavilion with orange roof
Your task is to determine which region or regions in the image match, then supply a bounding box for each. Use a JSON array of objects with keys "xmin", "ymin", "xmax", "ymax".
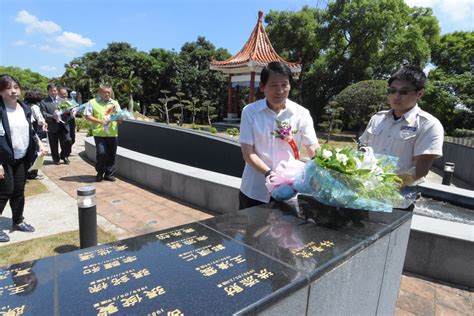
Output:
[{"xmin": 210, "ymin": 11, "xmax": 301, "ymax": 120}]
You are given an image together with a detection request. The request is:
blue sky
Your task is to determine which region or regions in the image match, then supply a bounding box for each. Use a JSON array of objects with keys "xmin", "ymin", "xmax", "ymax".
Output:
[{"xmin": 1, "ymin": 0, "xmax": 472, "ymax": 78}]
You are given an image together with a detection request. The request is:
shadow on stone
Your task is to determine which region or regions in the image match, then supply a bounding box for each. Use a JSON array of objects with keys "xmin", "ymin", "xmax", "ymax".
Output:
[{"xmin": 59, "ymin": 175, "xmax": 96, "ymax": 183}]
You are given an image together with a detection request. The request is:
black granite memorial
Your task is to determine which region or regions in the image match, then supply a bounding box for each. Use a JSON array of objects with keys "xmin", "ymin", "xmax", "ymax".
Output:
[{"xmin": 0, "ymin": 197, "xmax": 412, "ymax": 315}]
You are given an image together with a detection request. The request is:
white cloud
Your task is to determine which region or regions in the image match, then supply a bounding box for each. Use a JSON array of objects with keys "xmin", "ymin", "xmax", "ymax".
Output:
[
  {"xmin": 405, "ymin": 0, "xmax": 440, "ymax": 6},
  {"xmin": 38, "ymin": 44, "xmax": 76, "ymax": 57},
  {"xmin": 439, "ymin": 0, "xmax": 473, "ymax": 22},
  {"xmin": 55, "ymin": 32, "xmax": 94, "ymax": 48},
  {"xmin": 40, "ymin": 65, "xmax": 57, "ymax": 72},
  {"xmin": 15, "ymin": 10, "xmax": 61, "ymax": 34},
  {"xmin": 13, "ymin": 40, "xmax": 27, "ymax": 46}
]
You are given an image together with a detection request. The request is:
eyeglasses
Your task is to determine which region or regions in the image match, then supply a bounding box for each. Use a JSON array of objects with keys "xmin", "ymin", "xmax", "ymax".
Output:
[{"xmin": 387, "ymin": 88, "xmax": 417, "ymax": 95}]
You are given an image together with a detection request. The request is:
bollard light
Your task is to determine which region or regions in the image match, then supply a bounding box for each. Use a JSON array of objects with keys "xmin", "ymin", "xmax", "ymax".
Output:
[
  {"xmin": 442, "ymin": 162, "xmax": 455, "ymax": 186},
  {"xmin": 77, "ymin": 186, "xmax": 96, "ymax": 208},
  {"xmin": 77, "ymin": 186, "xmax": 97, "ymax": 249}
]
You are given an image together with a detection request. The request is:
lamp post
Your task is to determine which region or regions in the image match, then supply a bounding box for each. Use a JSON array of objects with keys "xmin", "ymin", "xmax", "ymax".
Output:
[{"xmin": 77, "ymin": 186, "xmax": 97, "ymax": 249}]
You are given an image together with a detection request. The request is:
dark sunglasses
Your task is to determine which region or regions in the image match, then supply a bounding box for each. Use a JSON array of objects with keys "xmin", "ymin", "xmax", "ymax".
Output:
[{"xmin": 387, "ymin": 88, "xmax": 417, "ymax": 95}]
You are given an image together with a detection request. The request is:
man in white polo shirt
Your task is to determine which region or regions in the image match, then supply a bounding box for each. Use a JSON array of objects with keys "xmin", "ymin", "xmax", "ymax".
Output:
[
  {"xmin": 239, "ymin": 62, "xmax": 319, "ymax": 210},
  {"xmin": 360, "ymin": 65, "xmax": 444, "ymax": 187}
]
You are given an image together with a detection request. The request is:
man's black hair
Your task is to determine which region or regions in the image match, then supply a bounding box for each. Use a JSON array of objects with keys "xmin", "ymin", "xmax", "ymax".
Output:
[
  {"xmin": 260, "ymin": 61, "xmax": 292, "ymax": 86},
  {"xmin": 388, "ymin": 65, "xmax": 427, "ymax": 90}
]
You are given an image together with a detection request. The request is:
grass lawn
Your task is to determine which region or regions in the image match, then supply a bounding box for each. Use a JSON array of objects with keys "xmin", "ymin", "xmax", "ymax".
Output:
[
  {"xmin": 25, "ymin": 179, "xmax": 48, "ymax": 197},
  {"xmin": 0, "ymin": 228, "xmax": 117, "ymax": 266}
]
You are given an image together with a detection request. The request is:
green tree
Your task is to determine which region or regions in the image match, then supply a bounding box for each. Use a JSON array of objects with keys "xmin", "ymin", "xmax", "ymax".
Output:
[
  {"xmin": 182, "ymin": 97, "xmax": 200, "ymax": 126},
  {"xmin": 201, "ymin": 100, "xmax": 218, "ymax": 126},
  {"xmin": 318, "ymin": 101, "xmax": 344, "ymax": 143},
  {"xmin": 431, "ymin": 31, "xmax": 473, "ymax": 75},
  {"xmin": 157, "ymin": 90, "xmax": 181, "ymax": 125},
  {"xmin": 333, "ymin": 80, "xmax": 388, "ymax": 133},
  {"xmin": 117, "ymin": 70, "xmax": 142, "ymax": 112},
  {"xmin": 0, "ymin": 66, "xmax": 49, "ymax": 93}
]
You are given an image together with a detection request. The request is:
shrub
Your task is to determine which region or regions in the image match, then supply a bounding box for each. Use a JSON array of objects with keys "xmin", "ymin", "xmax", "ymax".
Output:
[
  {"xmin": 191, "ymin": 124, "xmax": 200, "ymax": 130},
  {"xmin": 208, "ymin": 127, "xmax": 218, "ymax": 134},
  {"xmin": 226, "ymin": 128, "xmax": 239, "ymax": 136},
  {"xmin": 75, "ymin": 117, "xmax": 90, "ymax": 132},
  {"xmin": 451, "ymin": 129, "xmax": 474, "ymax": 138}
]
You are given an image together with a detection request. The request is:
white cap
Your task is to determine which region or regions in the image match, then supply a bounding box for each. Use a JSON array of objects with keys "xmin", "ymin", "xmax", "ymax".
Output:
[{"xmin": 71, "ymin": 91, "xmax": 77, "ymax": 96}]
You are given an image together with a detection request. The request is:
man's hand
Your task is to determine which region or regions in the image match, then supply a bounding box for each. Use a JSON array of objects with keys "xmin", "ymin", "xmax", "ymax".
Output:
[{"xmin": 0, "ymin": 165, "xmax": 4, "ymax": 179}]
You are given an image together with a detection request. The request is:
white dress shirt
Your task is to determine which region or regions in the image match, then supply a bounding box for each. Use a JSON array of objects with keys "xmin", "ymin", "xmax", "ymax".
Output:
[
  {"xmin": 360, "ymin": 104, "xmax": 444, "ymax": 176},
  {"xmin": 239, "ymin": 98, "xmax": 318, "ymax": 202}
]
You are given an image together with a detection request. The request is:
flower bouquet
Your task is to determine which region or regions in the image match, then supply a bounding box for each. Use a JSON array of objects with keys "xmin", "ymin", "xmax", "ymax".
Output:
[
  {"xmin": 54, "ymin": 100, "xmax": 86, "ymax": 123},
  {"xmin": 267, "ymin": 144, "xmax": 413, "ymax": 212},
  {"xmin": 103, "ymin": 109, "xmax": 134, "ymax": 134}
]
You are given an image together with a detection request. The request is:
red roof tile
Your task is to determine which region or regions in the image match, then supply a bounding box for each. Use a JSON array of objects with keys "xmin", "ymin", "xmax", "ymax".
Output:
[{"xmin": 210, "ymin": 11, "xmax": 301, "ymax": 73}]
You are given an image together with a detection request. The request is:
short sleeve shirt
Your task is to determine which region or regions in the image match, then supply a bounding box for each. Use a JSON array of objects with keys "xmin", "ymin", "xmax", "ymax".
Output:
[
  {"xmin": 359, "ymin": 105, "xmax": 444, "ymax": 174},
  {"xmin": 239, "ymin": 98, "xmax": 318, "ymax": 202}
]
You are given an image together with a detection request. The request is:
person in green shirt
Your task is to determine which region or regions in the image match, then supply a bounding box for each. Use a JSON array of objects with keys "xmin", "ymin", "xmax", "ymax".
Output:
[{"xmin": 84, "ymin": 84, "xmax": 121, "ymax": 182}]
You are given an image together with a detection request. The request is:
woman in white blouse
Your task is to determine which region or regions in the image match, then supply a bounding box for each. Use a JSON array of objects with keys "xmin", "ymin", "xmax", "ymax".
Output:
[{"xmin": 0, "ymin": 74, "xmax": 45, "ymax": 242}]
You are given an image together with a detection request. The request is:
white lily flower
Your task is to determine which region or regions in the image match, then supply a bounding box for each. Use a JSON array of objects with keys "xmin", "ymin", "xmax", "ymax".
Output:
[
  {"xmin": 322, "ymin": 149, "xmax": 332, "ymax": 160},
  {"xmin": 336, "ymin": 153, "xmax": 349, "ymax": 165}
]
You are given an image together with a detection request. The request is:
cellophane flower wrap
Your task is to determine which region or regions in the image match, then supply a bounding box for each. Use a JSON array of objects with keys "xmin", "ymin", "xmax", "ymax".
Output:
[
  {"xmin": 104, "ymin": 109, "xmax": 134, "ymax": 134},
  {"xmin": 268, "ymin": 144, "xmax": 411, "ymax": 212}
]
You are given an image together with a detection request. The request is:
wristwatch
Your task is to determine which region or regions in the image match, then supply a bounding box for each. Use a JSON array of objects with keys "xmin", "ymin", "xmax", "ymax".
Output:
[{"xmin": 264, "ymin": 169, "xmax": 272, "ymax": 177}]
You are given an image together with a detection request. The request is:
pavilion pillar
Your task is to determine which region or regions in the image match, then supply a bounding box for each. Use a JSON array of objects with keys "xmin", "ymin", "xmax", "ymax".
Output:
[
  {"xmin": 234, "ymin": 84, "xmax": 240, "ymax": 114},
  {"xmin": 227, "ymin": 75, "xmax": 233, "ymax": 116},
  {"xmin": 249, "ymin": 71, "xmax": 255, "ymax": 103}
]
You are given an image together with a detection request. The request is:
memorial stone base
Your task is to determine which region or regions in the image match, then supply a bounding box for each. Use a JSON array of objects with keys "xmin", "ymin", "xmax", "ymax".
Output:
[{"xmin": 0, "ymin": 196, "xmax": 411, "ymax": 315}]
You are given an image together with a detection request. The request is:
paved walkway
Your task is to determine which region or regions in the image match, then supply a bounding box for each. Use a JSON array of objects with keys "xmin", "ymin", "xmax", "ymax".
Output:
[{"xmin": 0, "ymin": 132, "xmax": 472, "ymax": 314}]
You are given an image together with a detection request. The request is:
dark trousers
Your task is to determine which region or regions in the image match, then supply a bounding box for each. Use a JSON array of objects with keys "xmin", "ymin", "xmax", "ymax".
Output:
[
  {"xmin": 68, "ymin": 119, "xmax": 76, "ymax": 145},
  {"xmin": 48, "ymin": 126, "xmax": 71, "ymax": 162},
  {"xmin": 0, "ymin": 159, "xmax": 27, "ymax": 225},
  {"xmin": 239, "ymin": 191, "xmax": 270, "ymax": 210},
  {"xmin": 95, "ymin": 136, "xmax": 118, "ymax": 177}
]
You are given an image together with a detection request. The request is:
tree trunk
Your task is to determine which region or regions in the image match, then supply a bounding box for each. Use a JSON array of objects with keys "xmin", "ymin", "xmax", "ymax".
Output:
[
  {"xmin": 128, "ymin": 94, "xmax": 134, "ymax": 112},
  {"xmin": 165, "ymin": 105, "xmax": 169, "ymax": 125}
]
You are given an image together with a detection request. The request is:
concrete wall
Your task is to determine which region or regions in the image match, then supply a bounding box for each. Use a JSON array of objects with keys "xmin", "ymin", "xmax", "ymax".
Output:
[
  {"xmin": 433, "ymin": 139, "xmax": 474, "ymax": 187},
  {"xmin": 118, "ymin": 120, "xmax": 245, "ymax": 178},
  {"xmin": 85, "ymin": 138, "xmax": 241, "ymax": 214}
]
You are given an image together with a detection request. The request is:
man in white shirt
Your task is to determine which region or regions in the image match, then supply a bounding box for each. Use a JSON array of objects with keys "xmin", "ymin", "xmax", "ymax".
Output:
[
  {"xmin": 239, "ymin": 62, "xmax": 319, "ymax": 210},
  {"xmin": 360, "ymin": 65, "xmax": 444, "ymax": 187}
]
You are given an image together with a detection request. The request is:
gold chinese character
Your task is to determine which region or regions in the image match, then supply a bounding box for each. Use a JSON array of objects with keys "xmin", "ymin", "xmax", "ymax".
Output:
[
  {"xmin": 179, "ymin": 253, "xmax": 197, "ymax": 261},
  {"xmin": 79, "ymin": 253, "xmax": 95, "ymax": 261},
  {"xmin": 97, "ymin": 249, "xmax": 112, "ymax": 256},
  {"xmin": 156, "ymin": 234, "xmax": 170, "ymax": 240},
  {"xmin": 0, "ymin": 274, "xmax": 7, "ymax": 280},
  {"xmin": 168, "ymin": 242, "xmax": 182, "ymax": 250},
  {"xmin": 114, "ymin": 245, "xmax": 128, "ymax": 251},
  {"xmin": 111, "ymin": 275, "xmax": 130, "ymax": 286},
  {"xmin": 132, "ymin": 269, "xmax": 150, "ymax": 279},
  {"xmin": 198, "ymin": 266, "xmax": 218, "ymax": 277},
  {"xmin": 182, "ymin": 228, "xmax": 195, "ymax": 233},
  {"xmin": 89, "ymin": 282, "xmax": 108, "ymax": 293},
  {"xmin": 8, "ymin": 284, "xmax": 28, "ymax": 295},
  {"xmin": 104, "ymin": 261, "xmax": 121, "ymax": 269},
  {"xmin": 197, "ymin": 249, "xmax": 212, "ymax": 257},
  {"xmin": 121, "ymin": 294, "xmax": 142, "ymax": 307},
  {"xmin": 255, "ymin": 269, "xmax": 273, "ymax": 280},
  {"xmin": 167, "ymin": 309, "xmax": 184, "ymax": 316},
  {"xmin": 196, "ymin": 235, "xmax": 208, "ymax": 241},
  {"xmin": 240, "ymin": 276, "xmax": 260, "ymax": 287},
  {"xmin": 13, "ymin": 269, "xmax": 31, "ymax": 277},
  {"xmin": 122, "ymin": 256, "xmax": 137, "ymax": 263},
  {"xmin": 170, "ymin": 231, "xmax": 182, "ymax": 237},
  {"xmin": 320, "ymin": 240, "xmax": 334, "ymax": 247},
  {"xmin": 231, "ymin": 255, "xmax": 246, "ymax": 264},
  {"xmin": 144, "ymin": 286, "xmax": 166, "ymax": 299},
  {"xmin": 296, "ymin": 250, "xmax": 312, "ymax": 258},
  {"xmin": 211, "ymin": 244, "xmax": 225, "ymax": 252},
  {"xmin": 224, "ymin": 283, "xmax": 244, "ymax": 296},
  {"xmin": 310, "ymin": 245, "xmax": 325, "ymax": 252},
  {"xmin": 0, "ymin": 305, "xmax": 26, "ymax": 316},
  {"xmin": 216, "ymin": 261, "xmax": 232, "ymax": 270},
  {"xmin": 183, "ymin": 239, "xmax": 196, "ymax": 245},
  {"xmin": 96, "ymin": 302, "xmax": 118, "ymax": 316}
]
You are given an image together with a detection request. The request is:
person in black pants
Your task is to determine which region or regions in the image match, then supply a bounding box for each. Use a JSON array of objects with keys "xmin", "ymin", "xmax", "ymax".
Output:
[
  {"xmin": 40, "ymin": 84, "xmax": 71, "ymax": 165},
  {"xmin": 0, "ymin": 75, "xmax": 46, "ymax": 242}
]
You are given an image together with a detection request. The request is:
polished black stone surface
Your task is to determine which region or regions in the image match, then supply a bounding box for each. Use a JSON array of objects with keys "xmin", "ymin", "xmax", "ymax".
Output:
[
  {"xmin": 0, "ymin": 258, "xmax": 55, "ymax": 315},
  {"xmin": 1, "ymin": 223, "xmax": 307, "ymax": 315},
  {"xmin": 200, "ymin": 195, "xmax": 412, "ymax": 281}
]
